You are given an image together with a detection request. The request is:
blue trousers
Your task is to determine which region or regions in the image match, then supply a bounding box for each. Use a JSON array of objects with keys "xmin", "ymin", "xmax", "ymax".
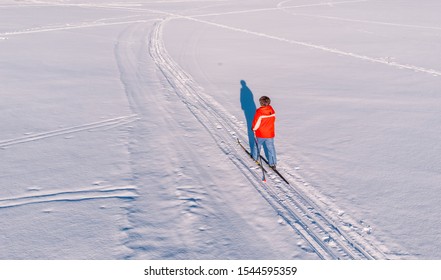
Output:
[{"xmin": 252, "ymin": 137, "xmax": 277, "ymax": 166}]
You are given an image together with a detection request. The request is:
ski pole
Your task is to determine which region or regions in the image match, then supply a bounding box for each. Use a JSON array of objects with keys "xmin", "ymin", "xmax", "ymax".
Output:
[{"xmin": 254, "ymin": 135, "xmax": 266, "ymax": 182}]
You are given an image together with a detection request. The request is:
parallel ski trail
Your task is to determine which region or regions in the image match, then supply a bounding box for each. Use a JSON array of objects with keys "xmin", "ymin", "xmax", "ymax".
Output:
[
  {"xmin": 0, "ymin": 185, "xmax": 138, "ymax": 209},
  {"xmin": 0, "ymin": 18, "xmax": 158, "ymax": 37},
  {"xmin": 149, "ymin": 18, "xmax": 391, "ymax": 259},
  {"xmin": 0, "ymin": 114, "xmax": 138, "ymax": 148},
  {"xmin": 25, "ymin": 0, "xmax": 441, "ymax": 77}
]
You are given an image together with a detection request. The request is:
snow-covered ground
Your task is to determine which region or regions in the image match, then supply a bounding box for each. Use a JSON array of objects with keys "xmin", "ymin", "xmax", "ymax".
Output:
[{"xmin": 1, "ymin": 0, "xmax": 440, "ymax": 259}]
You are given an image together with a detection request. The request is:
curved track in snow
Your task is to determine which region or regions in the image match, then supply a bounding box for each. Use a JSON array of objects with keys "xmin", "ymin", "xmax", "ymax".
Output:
[{"xmin": 149, "ymin": 18, "xmax": 394, "ymax": 260}]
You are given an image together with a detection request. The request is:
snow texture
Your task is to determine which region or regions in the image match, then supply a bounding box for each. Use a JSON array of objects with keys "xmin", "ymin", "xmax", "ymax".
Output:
[{"xmin": 1, "ymin": 0, "xmax": 441, "ymax": 259}]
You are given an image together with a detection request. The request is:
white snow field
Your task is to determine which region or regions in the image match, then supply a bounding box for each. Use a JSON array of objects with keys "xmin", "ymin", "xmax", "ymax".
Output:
[{"xmin": 1, "ymin": 0, "xmax": 440, "ymax": 260}]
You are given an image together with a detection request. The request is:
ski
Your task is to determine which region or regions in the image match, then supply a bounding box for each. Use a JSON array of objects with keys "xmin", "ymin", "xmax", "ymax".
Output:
[
  {"xmin": 237, "ymin": 138, "xmax": 290, "ymax": 185},
  {"xmin": 254, "ymin": 136, "xmax": 266, "ymax": 182},
  {"xmin": 262, "ymin": 158, "xmax": 290, "ymax": 185},
  {"xmin": 237, "ymin": 138, "xmax": 268, "ymax": 174}
]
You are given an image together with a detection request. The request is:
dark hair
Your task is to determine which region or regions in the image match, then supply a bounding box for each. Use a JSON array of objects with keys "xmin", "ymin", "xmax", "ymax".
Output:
[{"xmin": 259, "ymin": 96, "xmax": 271, "ymax": 106}]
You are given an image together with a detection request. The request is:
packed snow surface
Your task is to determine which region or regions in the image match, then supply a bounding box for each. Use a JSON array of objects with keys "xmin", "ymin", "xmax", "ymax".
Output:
[{"xmin": 1, "ymin": 0, "xmax": 441, "ymax": 259}]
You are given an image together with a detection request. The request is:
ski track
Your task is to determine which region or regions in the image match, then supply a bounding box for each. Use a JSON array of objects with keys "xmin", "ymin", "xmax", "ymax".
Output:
[
  {"xmin": 38, "ymin": 0, "xmax": 437, "ymax": 77},
  {"xmin": 14, "ymin": 0, "xmax": 441, "ymax": 78},
  {"xmin": 0, "ymin": 114, "xmax": 139, "ymax": 149},
  {"xmin": 177, "ymin": 16, "xmax": 441, "ymax": 77},
  {"xmin": 276, "ymin": 0, "xmax": 368, "ymax": 8},
  {"xmin": 0, "ymin": 185, "xmax": 138, "ymax": 209},
  {"xmin": 114, "ymin": 21, "xmax": 274, "ymax": 260},
  {"xmin": 278, "ymin": 11, "xmax": 441, "ymax": 31},
  {"xmin": 149, "ymin": 18, "xmax": 397, "ymax": 259},
  {"xmin": 6, "ymin": 0, "xmax": 413, "ymax": 259},
  {"xmin": 188, "ymin": 0, "xmax": 369, "ymax": 17},
  {"xmin": 0, "ymin": 18, "xmax": 158, "ymax": 37}
]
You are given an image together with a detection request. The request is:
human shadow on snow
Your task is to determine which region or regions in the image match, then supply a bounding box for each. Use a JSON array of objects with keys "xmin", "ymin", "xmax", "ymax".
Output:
[{"xmin": 240, "ymin": 80, "xmax": 257, "ymax": 154}]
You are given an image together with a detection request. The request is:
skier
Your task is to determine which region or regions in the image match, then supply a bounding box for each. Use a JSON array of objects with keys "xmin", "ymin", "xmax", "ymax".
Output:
[{"xmin": 252, "ymin": 95, "xmax": 277, "ymax": 169}]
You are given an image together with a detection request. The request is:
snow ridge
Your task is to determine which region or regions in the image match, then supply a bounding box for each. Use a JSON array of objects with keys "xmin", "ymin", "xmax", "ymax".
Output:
[
  {"xmin": 0, "ymin": 185, "xmax": 138, "ymax": 209},
  {"xmin": 149, "ymin": 18, "xmax": 396, "ymax": 260},
  {"xmin": 0, "ymin": 114, "xmax": 139, "ymax": 149}
]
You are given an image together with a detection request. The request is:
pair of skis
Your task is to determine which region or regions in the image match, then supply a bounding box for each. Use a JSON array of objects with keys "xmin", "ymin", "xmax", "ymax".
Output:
[{"xmin": 236, "ymin": 138, "xmax": 289, "ymax": 185}]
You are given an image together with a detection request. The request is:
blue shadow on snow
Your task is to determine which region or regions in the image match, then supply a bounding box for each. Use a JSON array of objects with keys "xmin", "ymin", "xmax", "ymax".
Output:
[{"xmin": 240, "ymin": 80, "xmax": 257, "ymax": 153}]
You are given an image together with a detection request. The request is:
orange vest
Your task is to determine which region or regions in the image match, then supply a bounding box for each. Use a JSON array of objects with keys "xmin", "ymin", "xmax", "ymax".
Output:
[{"xmin": 252, "ymin": 105, "xmax": 276, "ymax": 138}]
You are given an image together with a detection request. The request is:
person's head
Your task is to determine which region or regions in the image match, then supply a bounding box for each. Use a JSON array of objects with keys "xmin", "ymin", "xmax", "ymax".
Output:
[{"xmin": 259, "ymin": 96, "xmax": 271, "ymax": 106}]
